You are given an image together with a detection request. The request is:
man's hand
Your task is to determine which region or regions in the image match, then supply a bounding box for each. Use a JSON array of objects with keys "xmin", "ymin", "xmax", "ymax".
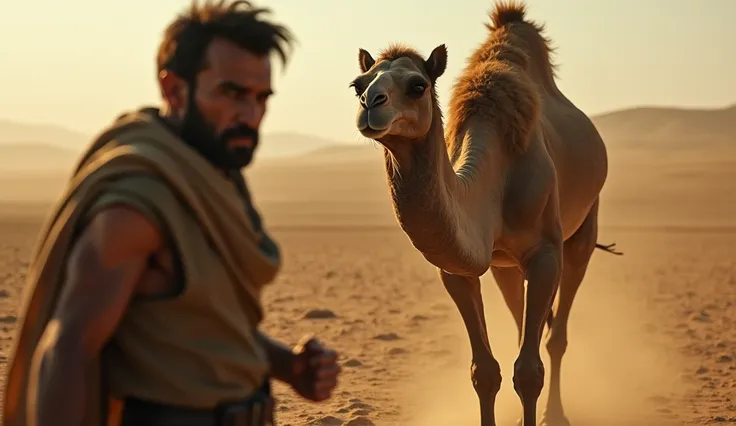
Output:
[{"xmin": 289, "ymin": 337, "xmax": 341, "ymax": 402}]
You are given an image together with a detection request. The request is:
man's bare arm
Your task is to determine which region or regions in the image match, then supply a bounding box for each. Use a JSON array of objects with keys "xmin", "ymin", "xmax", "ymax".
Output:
[
  {"xmin": 256, "ymin": 331, "xmax": 296, "ymax": 384},
  {"xmin": 30, "ymin": 206, "xmax": 161, "ymax": 426}
]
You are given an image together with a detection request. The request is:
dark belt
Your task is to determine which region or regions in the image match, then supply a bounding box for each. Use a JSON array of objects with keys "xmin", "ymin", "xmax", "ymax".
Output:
[{"xmin": 118, "ymin": 387, "xmax": 275, "ymax": 426}]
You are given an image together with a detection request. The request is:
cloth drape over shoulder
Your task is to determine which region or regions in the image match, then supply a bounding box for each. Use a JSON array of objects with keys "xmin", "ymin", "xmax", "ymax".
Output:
[{"xmin": 1, "ymin": 107, "xmax": 281, "ymax": 426}]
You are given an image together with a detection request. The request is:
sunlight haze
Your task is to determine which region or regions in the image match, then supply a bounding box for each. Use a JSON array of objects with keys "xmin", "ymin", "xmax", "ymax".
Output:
[
  {"xmin": 0, "ymin": 2, "xmax": 736, "ymax": 425},
  {"xmin": 1, "ymin": 0, "xmax": 734, "ymax": 144}
]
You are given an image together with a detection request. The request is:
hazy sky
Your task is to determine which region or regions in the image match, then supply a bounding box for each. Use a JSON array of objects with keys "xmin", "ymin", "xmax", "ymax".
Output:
[{"xmin": 1, "ymin": 0, "xmax": 734, "ymax": 144}]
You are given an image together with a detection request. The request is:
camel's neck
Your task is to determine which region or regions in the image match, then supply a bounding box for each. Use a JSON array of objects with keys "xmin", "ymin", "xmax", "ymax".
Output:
[{"xmin": 382, "ymin": 103, "xmax": 501, "ymax": 276}]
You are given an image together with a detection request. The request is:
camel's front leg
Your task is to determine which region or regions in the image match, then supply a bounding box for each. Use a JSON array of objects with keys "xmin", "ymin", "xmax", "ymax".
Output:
[
  {"xmin": 515, "ymin": 243, "xmax": 562, "ymax": 426},
  {"xmin": 440, "ymin": 270, "xmax": 502, "ymax": 426}
]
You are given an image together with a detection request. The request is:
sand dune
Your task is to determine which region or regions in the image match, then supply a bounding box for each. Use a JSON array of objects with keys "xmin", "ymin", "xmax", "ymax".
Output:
[
  {"xmin": 591, "ymin": 104, "xmax": 736, "ymax": 149},
  {"xmin": 0, "ymin": 143, "xmax": 79, "ymax": 173},
  {"xmin": 2, "ymin": 101, "xmax": 732, "ymax": 235},
  {"xmin": 0, "ymin": 104, "xmax": 734, "ymax": 425},
  {"xmin": 1, "ymin": 101, "xmax": 733, "ymax": 175},
  {"xmin": 0, "ymin": 117, "xmax": 350, "ymax": 167},
  {"xmin": 0, "ymin": 118, "xmax": 87, "ymax": 148}
]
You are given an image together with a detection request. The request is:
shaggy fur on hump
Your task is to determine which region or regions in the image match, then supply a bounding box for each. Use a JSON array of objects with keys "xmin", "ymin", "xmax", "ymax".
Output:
[
  {"xmin": 444, "ymin": 1, "xmax": 557, "ymax": 161},
  {"xmin": 485, "ymin": 0, "xmax": 558, "ymax": 78}
]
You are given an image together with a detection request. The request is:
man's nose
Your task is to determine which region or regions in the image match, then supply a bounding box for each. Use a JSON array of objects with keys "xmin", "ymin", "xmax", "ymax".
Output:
[
  {"xmin": 236, "ymin": 99, "xmax": 262, "ymax": 128},
  {"xmin": 360, "ymin": 88, "xmax": 388, "ymax": 109}
]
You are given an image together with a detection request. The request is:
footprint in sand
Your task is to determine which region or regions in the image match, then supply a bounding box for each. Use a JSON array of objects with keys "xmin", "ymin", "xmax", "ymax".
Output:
[
  {"xmin": 338, "ymin": 328, "xmax": 356, "ymax": 337},
  {"xmin": 334, "ymin": 400, "xmax": 376, "ymax": 425},
  {"xmin": 691, "ymin": 311, "xmax": 712, "ymax": 322},
  {"xmin": 338, "ymin": 400, "xmax": 374, "ymax": 414},
  {"xmin": 371, "ymin": 367, "xmax": 389, "ymax": 375},
  {"xmin": 427, "ymin": 348, "xmax": 453, "ymax": 357},
  {"xmin": 716, "ymin": 354, "xmax": 733, "ymax": 363},
  {"xmin": 344, "ymin": 417, "xmax": 375, "ymax": 426},
  {"xmin": 272, "ymin": 295, "xmax": 296, "ymax": 303},
  {"xmin": 0, "ymin": 315, "xmax": 16, "ymax": 324},
  {"xmin": 430, "ymin": 303, "xmax": 450, "ymax": 312},
  {"xmin": 310, "ymin": 415, "xmax": 344, "ymax": 425},
  {"xmin": 373, "ymin": 332, "xmax": 400, "ymax": 341}
]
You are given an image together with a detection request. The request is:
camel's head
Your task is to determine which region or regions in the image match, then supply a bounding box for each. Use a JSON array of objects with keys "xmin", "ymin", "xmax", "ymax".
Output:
[{"xmin": 350, "ymin": 44, "xmax": 447, "ymax": 144}]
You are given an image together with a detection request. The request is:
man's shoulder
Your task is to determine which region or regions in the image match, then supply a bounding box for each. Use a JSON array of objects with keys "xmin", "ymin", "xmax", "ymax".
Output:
[
  {"xmin": 85, "ymin": 204, "xmax": 163, "ymax": 259},
  {"xmin": 74, "ymin": 106, "xmax": 170, "ymax": 169},
  {"xmin": 81, "ymin": 173, "xmax": 179, "ymax": 235}
]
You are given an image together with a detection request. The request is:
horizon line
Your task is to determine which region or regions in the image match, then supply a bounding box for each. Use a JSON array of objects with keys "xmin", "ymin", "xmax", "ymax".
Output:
[{"xmin": 1, "ymin": 99, "xmax": 734, "ymax": 141}]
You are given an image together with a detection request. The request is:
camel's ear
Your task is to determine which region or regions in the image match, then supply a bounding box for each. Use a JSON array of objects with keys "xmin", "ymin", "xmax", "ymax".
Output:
[
  {"xmin": 358, "ymin": 48, "xmax": 376, "ymax": 73},
  {"xmin": 424, "ymin": 44, "xmax": 447, "ymax": 81}
]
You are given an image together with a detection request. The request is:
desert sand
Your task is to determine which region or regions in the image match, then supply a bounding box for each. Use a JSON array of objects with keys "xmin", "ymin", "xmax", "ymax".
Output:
[{"xmin": 0, "ymin": 107, "xmax": 734, "ymax": 425}]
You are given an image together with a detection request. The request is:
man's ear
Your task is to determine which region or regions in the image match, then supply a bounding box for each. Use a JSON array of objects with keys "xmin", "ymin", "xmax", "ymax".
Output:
[
  {"xmin": 424, "ymin": 44, "xmax": 448, "ymax": 81},
  {"xmin": 158, "ymin": 70, "xmax": 189, "ymax": 113}
]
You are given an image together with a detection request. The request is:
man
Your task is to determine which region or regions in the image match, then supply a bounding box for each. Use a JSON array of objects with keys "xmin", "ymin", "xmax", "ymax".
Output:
[{"xmin": 1, "ymin": 1, "xmax": 341, "ymax": 425}]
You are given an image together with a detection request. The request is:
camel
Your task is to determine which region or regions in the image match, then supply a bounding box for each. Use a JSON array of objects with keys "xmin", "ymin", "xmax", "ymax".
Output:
[{"xmin": 348, "ymin": 2, "xmax": 621, "ymax": 425}]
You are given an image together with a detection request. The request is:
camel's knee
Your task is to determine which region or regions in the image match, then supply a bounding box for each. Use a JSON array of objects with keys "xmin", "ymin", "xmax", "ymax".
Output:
[
  {"xmin": 513, "ymin": 354, "xmax": 545, "ymax": 400},
  {"xmin": 545, "ymin": 327, "xmax": 568, "ymax": 360},
  {"xmin": 471, "ymin": 357, "xmax": 502, "ymax": 396}
]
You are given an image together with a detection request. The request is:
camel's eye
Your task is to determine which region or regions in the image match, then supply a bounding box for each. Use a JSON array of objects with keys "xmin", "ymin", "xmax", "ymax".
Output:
[
  {"xmin": 349, "ymin": 82, "xmax": 364, "ymax": 97},
  {"xmin": 407, "ymin": 78, "xmax": 428, "ymax": 98}
]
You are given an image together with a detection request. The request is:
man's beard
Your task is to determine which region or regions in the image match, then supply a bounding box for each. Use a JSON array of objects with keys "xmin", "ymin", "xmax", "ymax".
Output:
[{"xmin": 179, "ymin": 92, "xmax": 259, "ymax": 171}]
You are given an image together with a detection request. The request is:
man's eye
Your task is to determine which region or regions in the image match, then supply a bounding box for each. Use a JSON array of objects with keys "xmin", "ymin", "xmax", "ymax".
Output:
[{"xmin": 221, "ymin": 86, "xmax": 240, "ymax": 98}]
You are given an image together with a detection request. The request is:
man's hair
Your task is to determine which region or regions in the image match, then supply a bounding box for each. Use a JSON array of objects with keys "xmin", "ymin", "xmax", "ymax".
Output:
[{"xmin": 157, "ymin": 0, "xmax": 294, "ymax": 82}]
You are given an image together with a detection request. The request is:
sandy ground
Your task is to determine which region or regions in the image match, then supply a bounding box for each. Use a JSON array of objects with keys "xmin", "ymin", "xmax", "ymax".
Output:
[
  {"xmin": 0, "ymin": 144, "xmax": 734, "ymax": 425},
  {"xmin": 0, "ymin": 217, "xmax": 733, "ymax": 425}
]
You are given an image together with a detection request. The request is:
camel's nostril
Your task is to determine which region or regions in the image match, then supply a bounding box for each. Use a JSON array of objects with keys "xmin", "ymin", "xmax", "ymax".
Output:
[
  {"xmin": 360, "ymin": 90, "xmax": 388, "ymax": 109},
  {"xmin": 371, "ymin": 94, "xmax": 388, "ymax": 108}
]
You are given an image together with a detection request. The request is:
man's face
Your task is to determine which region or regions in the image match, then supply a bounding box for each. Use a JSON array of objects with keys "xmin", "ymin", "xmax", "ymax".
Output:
[{"xmin": 163, "ymin": 37, "xmax": 274, "ymax": 170}]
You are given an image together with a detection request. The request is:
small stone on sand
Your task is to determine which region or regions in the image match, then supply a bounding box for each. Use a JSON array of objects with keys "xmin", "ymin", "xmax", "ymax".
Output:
[{"xmin": 303, "ymin": 308, "xmax": 337, "ymax": 319}]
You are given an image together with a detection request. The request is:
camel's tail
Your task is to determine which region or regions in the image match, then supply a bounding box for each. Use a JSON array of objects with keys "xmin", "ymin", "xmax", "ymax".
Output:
[
  {"xmin": 595, "ymin": 242, "xmax": 623, "ymax": 256},
  {"xmin": 544, "ymin": 241, "xmax": 623, "ymax": 333}
]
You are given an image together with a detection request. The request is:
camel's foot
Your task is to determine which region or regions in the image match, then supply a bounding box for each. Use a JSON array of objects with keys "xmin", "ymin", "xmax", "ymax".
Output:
[
  {"xmin": 539, "ymin": 412, "xmax": 571, "ymax": 426},
  {"xmin": 513, "ymin": 354, "xmax": 545, "ymax": 426},
  {"xmin": 470, "ymin": 357, "xmax": 502, "ymax": 426}
]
